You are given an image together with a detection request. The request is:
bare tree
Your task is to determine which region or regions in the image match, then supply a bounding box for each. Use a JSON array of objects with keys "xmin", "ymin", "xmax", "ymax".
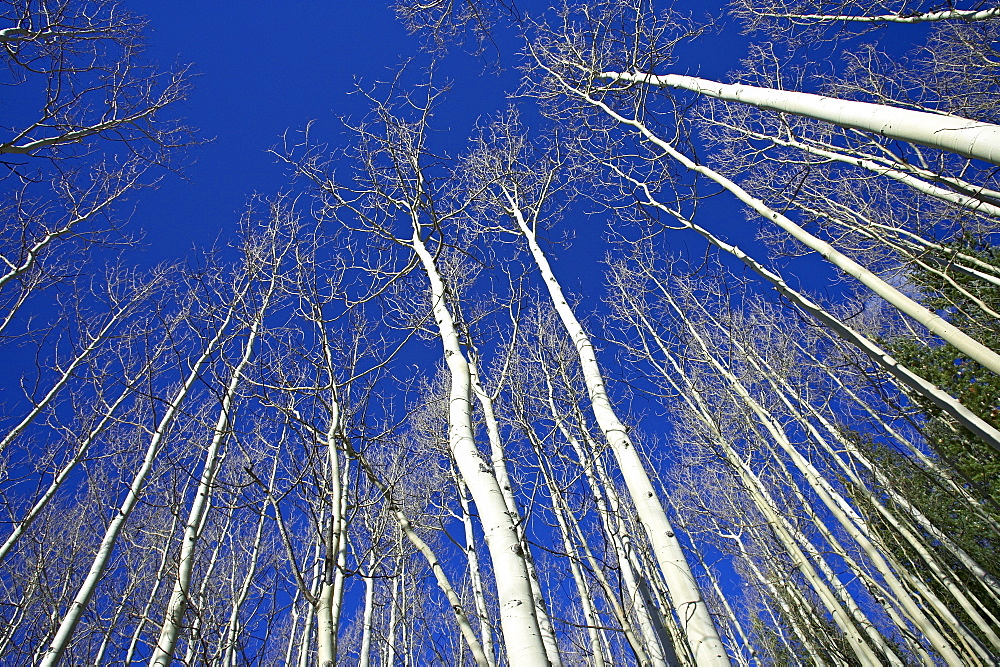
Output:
[
  {"xmin": 279, "ymin": 82, "xmax": 552, "ymax": 664},
  {"xmin": 0, "ymin": 0, "xmax": 191, "ymax": 329},
  {"xmin": 460, "ymin": 113, "xmax": 731, "ymax": 665}
]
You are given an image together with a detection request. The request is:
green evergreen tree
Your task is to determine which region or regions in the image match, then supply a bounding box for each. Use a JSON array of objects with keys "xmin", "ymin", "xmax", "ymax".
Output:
[
  {"xmin": 879, "ymin": 238, "xmax": 1000, "ymax": 585},
  {"xmin": 887, "ymin": 237, "xmax": 1000, "ymax": 499}
]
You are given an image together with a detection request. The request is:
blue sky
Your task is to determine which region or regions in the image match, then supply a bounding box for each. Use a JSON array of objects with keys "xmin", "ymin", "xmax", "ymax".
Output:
[
  {"xmin": 124, "ymin": 2, "xmax": 755, "ymax": 275},
  {"xmin": 129, "ymin": 2, "xmax": 516, "ymax": 263},
  {"xmin": 2, "ymin": 3, "xmax": 975, "ymax": 662}
]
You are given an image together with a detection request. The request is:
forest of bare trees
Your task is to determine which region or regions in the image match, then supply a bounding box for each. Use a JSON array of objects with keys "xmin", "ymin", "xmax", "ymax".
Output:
[{"xmin": 1, "ymin": 0, "xmax": 999, "ymax": 664}]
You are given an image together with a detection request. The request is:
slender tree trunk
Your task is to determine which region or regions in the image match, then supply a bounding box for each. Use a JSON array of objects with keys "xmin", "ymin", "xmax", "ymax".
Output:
[
  {"xmin": 283, "ymin": 588, "xmax": 304, "ymax": 667},
  {"xmin": 297, "ymin": 543, "xmax": 323, "ymax": 667},
  {"xmin": 706, "ymin": 121, "xmax": 1000, "ymax": 218},
  {"xmin": 123, "ymin": 485, "xmax": 189, "ymax": 664},
  {"xmin": 181, "ymin": 513, "xmax": 231, "ymax": 665},
  {"xmin": 38, "ymin": 293, "xmax": 244, "ymax": 666},
  {"xmin": 467, "ymin": 355, "xmax": 562, "ymax": 666},
  {"xmin": 458, "ymin": 475, "xmax": 498, "ymax": 667},
  {"xmin": 533, "ymin": 444, "xmax": 611, "ymax": 667},
  {"xmin": 504, "ymin": 187, "xmax": 729, "ymax": 665},
  {"xmin": 670, "ymin": 507, "xmax": 757, "ymax": 667},
  {"xmin": 752, "ymin": 6, "xmax": 1000, "ymax": 23},
  {"xmin": 535, "ymin": 366, "xmax": 675, "ymax": 665},
  {"xmin": 359, "ymin": 553, "xmax": 377, "ymax": 667},
  {"xmin": 407, "ymin": 221, "xmax": 549, "ymax": 665},
  {"xmin": 221, "ymin": 455, "xmax": 278, "ymax": 667},
  {"xmin": 616, "ymin": 170, "xmax": 1000, "ymax": 450},
  {"xmin": 601, "ymin": 70, "xmax": 1000, "ymax": 165},
  {"xmin": 629, "ymin": 306, "xmax": 888, "ymax": 665},
  {"xmin": 386, "ymin": 557, "xmax": 399, "ymax": 667},
  {"xmin": 345, "ymin": 425, "xmax": 489, "ymax": 665},
  {"xmin": 149, "ymin": 277, "xmax": 275, "ymax": 665}
]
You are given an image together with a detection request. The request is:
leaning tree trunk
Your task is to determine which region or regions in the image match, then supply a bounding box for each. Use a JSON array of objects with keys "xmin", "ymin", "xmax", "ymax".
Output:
[
  {"xmin": 38, "ymin": 288, "xmax": 245, "ymax": 667},
  {"xmin": 600, "ymin": 70, "xmax": 1000, "ymax": 166},
  {"xmin": 502, "ymin": 186, "xmax": 730, "ymax": 666},
  {"xmin": 466, "ymin": 352, "xmax": 562, "ymax": 666},
  {"xmin": 616, "ymin": 168, "xmax": 1000, "ymax": 451},
  {"xmin": 588, "ymin": 95, "xmax": 1000, "ymax": 376},
  {"xmin": 407, "ymin": 220, "xmax": 549, "ymax": 665},
  {"xmin": 150, "ymin": 265, "xmax": 279, "ymax": 665}
]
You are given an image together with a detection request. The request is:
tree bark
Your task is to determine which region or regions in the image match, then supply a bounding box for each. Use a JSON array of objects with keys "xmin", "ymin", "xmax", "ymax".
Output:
[
  {"xmin": 504, "ymin": 187, "xmax": 730, "ymax": 665},
  {"xmin": 602, "ymin": 71, "xmax": 1000, "ymax": 166}
]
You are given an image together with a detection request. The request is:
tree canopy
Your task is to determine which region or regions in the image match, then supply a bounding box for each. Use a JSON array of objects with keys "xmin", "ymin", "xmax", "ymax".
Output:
[{"xmin": 1, "ymin": 1, "xmax": 999, "ymax": 664}]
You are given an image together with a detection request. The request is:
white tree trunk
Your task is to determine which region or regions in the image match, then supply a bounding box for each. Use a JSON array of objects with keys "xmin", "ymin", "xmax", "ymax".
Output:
[
  {"xmin": 602, "ymin": 71, "xmax": 1000, "ymax": 166},
  {"xmin": 348, "ymin": 446, "xmax": 490, "ymax": 665},
  {"xmin": 314, "ymin": 581, "xmax": 337, "ymax": 666},
  {"xmin": 297, "ymin": 548, "xmax": 323, "ymax": 667},
  {"xmin": 38, "ymin": 294, "xmax": 244, "ymax": 666},
  {"xmin": 467, "ymin": 356, "xmax": 562, "ymax": 666},
  {"xmin": 618, "ymin": 170, "xmax": 1000, "ymax": 451},
  {"xmin": 358, "ymin": 553, "xmax": 376, "ymax": 667},
  {"xmin": 124, "ymin": 501, "xmax": 187, "ymax": 664},
  {"xmin": 221, "ymin": 456, "xmax": 276, "ymax": 667},
  {"xmin": 602, "ymin": 102, "xmax": 1000, "ymax": 376},
  {"xmin": 150, "ymin": 280, "xmax": 273, "ymax": 665},
  {"xmin": 672, "ymin": 291, "xmax": 967, "ymax": 665},
  {"xmin": 716, "ymin": 124, "xmax": 1000, "ymax": 218},
  {"xmin": 505, "ymin": 187, "xmax": 730, "ymax": 666},
  {"xmin": 408, "ymin": 223, "xmax": 549, "ymax": 665},
  {"xmin": 181, "ymin": 514, "xmax": 230, "ymax": 666},
  {"xmin": 386, "ymin": 560, "xmax": 399, "ymax": 667},
  {"xmin": 316, "ymin": 397, "xmax": 350, "ymax": 667},
  {"xmin": 457, "ymin": 473, "xmax": 498, "ymax": 667},
  {"xmin": 753, "ymin": 6, "xmax": 1000, "ymax": 23},
  {"xmin": 538, "ymin": 368, "xmax": 671, "ymax": 665}
]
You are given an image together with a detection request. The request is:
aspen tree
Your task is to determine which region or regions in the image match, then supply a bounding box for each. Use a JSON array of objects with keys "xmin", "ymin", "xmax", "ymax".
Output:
[
  {"xmin": 608, "ymin": 271, "xmax": 892, "ymax": 665},
  {"xmin": 0, "ymin": 268, "xmax": 173, "ymax": 565},
  {"xmin": 219, "ymin": 443, "xmax": 282, "ymax": 667},
  {"xmin": 461, "ymin": 117, "xmax": 729, "ymax": 665},
  {"xmin": 510, "ymin": 306, "xmax": 680, "ymax": 665},
  {"xmin": 456, "ymin": 474, "xmax": 499, "ymax": 667},
  {"xmin": 543, "ymin": 68, "xmax": 1000, "ymax": 376},
  {"xmin": 730, "ymin": 0, "xmax": 1000, "ymax": 27},
  {"xmin": 358, "ymin": 553, "xmax": 378, "ymax": 667},
  {"xmin": 149, "ymin": 211, "xmax": 296, "ymax": 665},
  {"xmin": 456, "ymin": 302, "xmax": 563, "ymax": 665},
  {"xmin": 299, "ymin": 90, "xmax": 549, "ymax": 665},
  {"xmin": 609, "ymin": 249, "xmax": 1000, "ymax": 663},
  {"xmin": 36, "ymin": 263, "xmax": 249, "ymax": 664},
  {"xmin": 599, "ymin": 69, "xmax": 1000, "ymax": 165}
]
